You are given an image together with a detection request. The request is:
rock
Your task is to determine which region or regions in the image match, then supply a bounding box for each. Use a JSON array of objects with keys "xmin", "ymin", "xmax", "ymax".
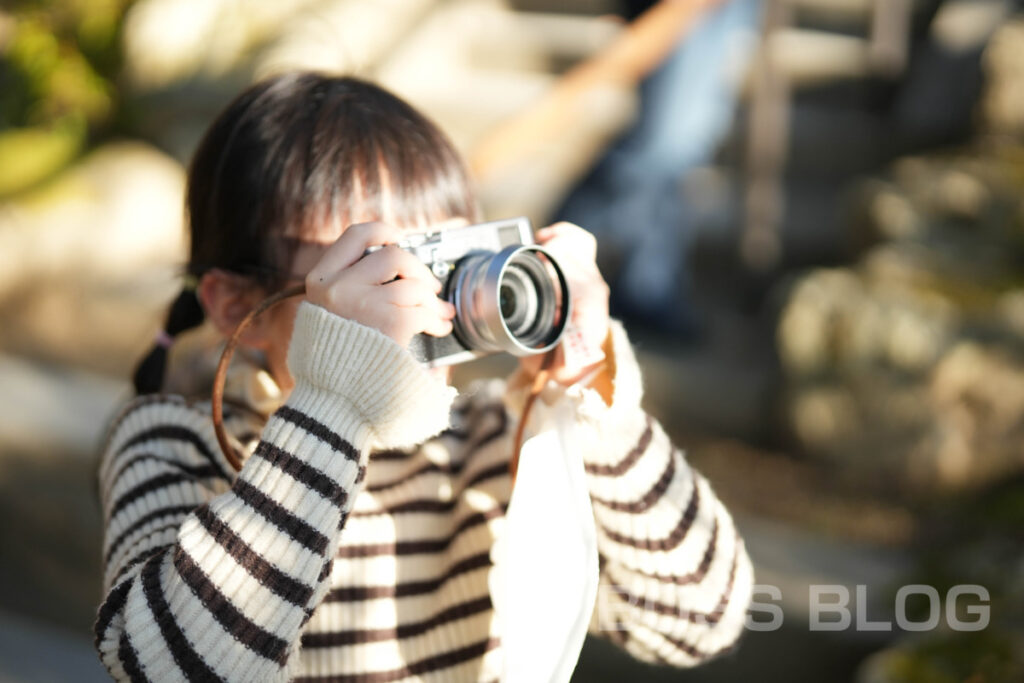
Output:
[
  {"xmin": 865, "ymin": 181, "xmax": 924, "ymax": 241},
  {"xmin": 0, "ymin": 353, "xmax": 127, "ymax": 458},
  {"xmin": 778, "ymin": 239, "xmax": 1024, "ymax": 491},
  {"xmin": 910, "ymin": 342, "xmax": 1024, "ymax": 490},
  {"xmin": 995, "ymin": 289, "xmax": 1024, "ymax": 341},
  {"xmin": 932, "ymin": 167, "xmax": 992, "ymax": 222},
  {"xmin": 776, "ymin": 257, "xmax": 958, "ymax": 379},
  {"xmin": 254, "ymin": 0, "xmax": 437, "ymax": 81},
  {"xmin": 0, "ymin": 142, "xmax": 185, "ymax": 298},
  {"xmin": 0, "ymin": 142, "xmax": 186, "ymax": 375},
  {"xmin": 980, "ymin": 18, "xmax": 1024, "ymax": 136},
  {"xmin": 784, "ymin": 373, "xmax": 932, "ymax": 484},
  {"xmin": 122, "ymin": 0, "xmax": 326, "ymax": 89},
  {"xmin": 776, "ymin": 268, "xmax": 865, "ymax": 376},
  {"xmin": 0, "ymin": 273, "xmax": 176, "ymax": 377},
  {"xmin": 787, "ymin": 383, "xmax": 860, "ymax": 450},
  {"xmin": 861, "ymin": 153, "xmax": 1022, "ymax": 247},
  {"xmin": 871, "ymin": 289, "xmax": 955, "ymax": 374}
]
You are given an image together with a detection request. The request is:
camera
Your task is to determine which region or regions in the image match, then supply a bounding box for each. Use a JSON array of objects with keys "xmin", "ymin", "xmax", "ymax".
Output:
[{"xmin": 376, "ymin": 217, "xmax": 571, "ymax": 367}]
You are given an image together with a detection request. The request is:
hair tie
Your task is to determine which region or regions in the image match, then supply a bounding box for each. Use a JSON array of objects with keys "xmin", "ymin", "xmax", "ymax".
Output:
[{"xmin": 154, "ymin": 330, "xmax": 175, "ymax": 350}]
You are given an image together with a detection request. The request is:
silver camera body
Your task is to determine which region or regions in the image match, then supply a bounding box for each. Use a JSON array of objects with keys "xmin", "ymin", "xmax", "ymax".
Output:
[{"xmin": 393, "ymin": 217, "xmax": 571, "ymax": 367}]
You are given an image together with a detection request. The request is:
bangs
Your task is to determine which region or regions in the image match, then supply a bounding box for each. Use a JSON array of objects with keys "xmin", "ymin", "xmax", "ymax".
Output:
[
  {"xmin": 187, "ymin": 74, "xmax": 479, "ymax": 287},
  {"xmin": 275, "ymin": 78, "xmax": 479, "ymax": 243}
]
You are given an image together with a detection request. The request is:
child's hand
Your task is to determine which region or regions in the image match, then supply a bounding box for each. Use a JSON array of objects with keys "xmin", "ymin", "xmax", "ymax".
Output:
[
  {"xmin": 305, "ymin": 222, "xmax": 455, "ymax": 348},
  {"xmin": 519, "ymin": 222, "xmax": 611, "ymax": 386}
]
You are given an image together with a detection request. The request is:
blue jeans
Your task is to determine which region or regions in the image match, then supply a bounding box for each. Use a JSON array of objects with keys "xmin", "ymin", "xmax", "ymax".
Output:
[{"xmin": 557, "ymin": 0, "xmax": 761, "ymax": 326}]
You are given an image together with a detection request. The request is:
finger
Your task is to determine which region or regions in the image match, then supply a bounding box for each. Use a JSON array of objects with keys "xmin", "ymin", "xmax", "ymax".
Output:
[
  {"xmin": 382, "ymin": 278, "xmax": 453, "ymax": 314},
  {"xmin": 536, "ymin": 222, "xmax": 597, "ymax": 261},
  {"xmin": 307, "ymin": 221, "xmax": 404, "ymax": 284},
  {"xmin": 350, "ymin": 245, "xmax": 439, "ymax": 286},
  {"xmin": 380, "ymin": 278, "xmax": 429, "ymax": 307},
  {"xmin": 535, "ymin": 221, "xmax": 579, "ymax": 242},
  {"xmin": 414, "ymin": 306, "xmax": 456, "ymax": 338},
  {"xmin": 550, "ymin": 252, "xmax": 606, "ymax": 304},
  {"xmin": 435, "ymin": 296, "xmax": 456, "ymax": 320},
  {"xmin": 536, "ymin": 239, "xmax": 582, "ymax": 276},
  {"xmin": 534, "ymin": 222, "xmax": 568, "ymax": 242},
  {"xmin": 378, "ymin": 305, "xmax": 453, "ymax": 345}
]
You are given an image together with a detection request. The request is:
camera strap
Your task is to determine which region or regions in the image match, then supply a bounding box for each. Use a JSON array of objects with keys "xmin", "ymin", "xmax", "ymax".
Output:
[{"xmin": 212, "ymin": 283, "xmax": 306, "ymax": 472}]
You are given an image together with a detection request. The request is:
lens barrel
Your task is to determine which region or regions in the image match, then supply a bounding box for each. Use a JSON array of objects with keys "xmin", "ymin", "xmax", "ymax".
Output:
[{"xmin": 450, "ymin": 245, "xmax": 570, "ymax": 356}]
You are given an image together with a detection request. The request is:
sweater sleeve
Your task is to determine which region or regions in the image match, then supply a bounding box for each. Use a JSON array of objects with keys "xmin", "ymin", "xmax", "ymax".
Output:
[
  {"xmin": 94, "ymin": 302, "xmax": 456, "ymax": 681},
  {"xmin": 504, "ymin": 321, "xmax": 753, "ymax": 667}
]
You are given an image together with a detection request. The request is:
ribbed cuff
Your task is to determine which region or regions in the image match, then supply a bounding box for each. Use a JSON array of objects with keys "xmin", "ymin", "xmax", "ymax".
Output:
[{"xmin": 286, "ymin": 302, "xmax": 457, "ymax": 448}]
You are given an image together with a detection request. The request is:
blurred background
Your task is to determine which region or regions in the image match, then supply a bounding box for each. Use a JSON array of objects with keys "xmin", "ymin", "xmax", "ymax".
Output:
[{"xmin": 3, "ymin": 0, "xmax": 1024, "ymax": 680}]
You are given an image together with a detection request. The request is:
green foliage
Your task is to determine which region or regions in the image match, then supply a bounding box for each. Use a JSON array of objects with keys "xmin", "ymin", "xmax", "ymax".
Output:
[
  {"xmin": 0, "ymin": 0, "xmax": 134, "ymax": 197},
  {"xmin": 881, "ymin": 631, "xmax": 1024, "ymax": 683},
  {"xmin": 0, "ymin": 114, "xmax": 83, "ymax": 195}
]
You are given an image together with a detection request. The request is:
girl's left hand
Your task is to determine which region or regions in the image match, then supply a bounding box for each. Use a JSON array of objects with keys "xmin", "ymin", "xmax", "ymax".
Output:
[{"xmin": 519, "ymin": 222, "xmax": 610, "ymax": 386}]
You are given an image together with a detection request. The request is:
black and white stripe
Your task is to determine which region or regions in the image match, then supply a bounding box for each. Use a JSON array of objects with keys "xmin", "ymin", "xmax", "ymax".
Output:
[{"xmin": 96, "ymin": 352, "xmax": 751, "ymax": 682}]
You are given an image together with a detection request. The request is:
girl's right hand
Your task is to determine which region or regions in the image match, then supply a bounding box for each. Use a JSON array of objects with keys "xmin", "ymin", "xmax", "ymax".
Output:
[{"xmin": 304, "ymin": 221, "xmax": 455, "ymax": 348}]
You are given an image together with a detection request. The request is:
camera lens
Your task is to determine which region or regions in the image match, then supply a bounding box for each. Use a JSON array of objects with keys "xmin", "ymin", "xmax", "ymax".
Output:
[
  {"xmin": 499, "ymin": 284, "xmax": 517, "ymax": 321},
  {"xmin": 451, "ymin": 245, "xmax": 570, "ymax": 357},
  {"xmin": 499, "ymin": 265, "xmax": 535, "ymax": 334},
  {"xmin": 500, "ymin": 253, "xmax": 554, "ymax": 347}
]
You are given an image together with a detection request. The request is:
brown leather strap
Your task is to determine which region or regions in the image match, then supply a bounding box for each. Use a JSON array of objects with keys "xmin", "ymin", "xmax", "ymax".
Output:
[
  {"xmin": 212, "ymin": 283, "xmax": 306, "ymax": 471},
  {"xmin": 510, "ymin": 350, "xmax": 557, "ymax": 486}
]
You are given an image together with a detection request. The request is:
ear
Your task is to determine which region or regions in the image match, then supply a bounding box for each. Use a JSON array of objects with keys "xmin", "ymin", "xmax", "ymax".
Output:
[{"xmin": 197, "ymin": 270, "xmax": 273, "ymax": 350}]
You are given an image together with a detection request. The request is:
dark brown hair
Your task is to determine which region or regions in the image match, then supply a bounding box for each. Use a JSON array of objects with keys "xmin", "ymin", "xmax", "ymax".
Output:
[{"xmin": 133, "ymin": 72, "xmax": 480, "ymax": 394}]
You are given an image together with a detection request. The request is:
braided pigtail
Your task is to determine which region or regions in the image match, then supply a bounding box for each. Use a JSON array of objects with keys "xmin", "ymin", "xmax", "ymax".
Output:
[{"xmin": 132, "ymin": 281, "xmax": 205, "ymax": 394}]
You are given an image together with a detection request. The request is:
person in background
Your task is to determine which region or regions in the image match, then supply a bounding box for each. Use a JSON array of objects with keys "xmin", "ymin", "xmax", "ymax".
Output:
[{"xmin": 557, "ymin": 0, "xmax": 761, "ymax": 334}]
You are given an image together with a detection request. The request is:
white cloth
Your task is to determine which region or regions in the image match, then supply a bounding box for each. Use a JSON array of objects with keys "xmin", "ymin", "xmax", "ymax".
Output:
[{"xmin": 490, "ymin": 400, "xmax": 599, "ymax": 683}]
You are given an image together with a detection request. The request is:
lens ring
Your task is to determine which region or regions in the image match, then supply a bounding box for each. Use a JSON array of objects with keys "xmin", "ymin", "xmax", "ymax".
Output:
[
  {"xmin": 451, "ymin": 245, "xmax": 570, "ymax": 356},
  {"xmin": 500, "ymin": 262, "xmax": 542, "ymax": 338},
  {"xmin": 501, "ymin": 254, "xmax": 555, "ymax": 347}
]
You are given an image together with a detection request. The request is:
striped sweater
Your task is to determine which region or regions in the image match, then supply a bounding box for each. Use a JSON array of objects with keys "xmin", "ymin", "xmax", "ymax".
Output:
[{"xmin": 95, "ymin": 301, "xmax": 753, "ymax": 681}]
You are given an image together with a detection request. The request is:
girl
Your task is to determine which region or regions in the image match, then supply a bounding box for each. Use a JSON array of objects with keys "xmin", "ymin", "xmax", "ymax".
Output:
[{"xmin": 96, "ymin": 72, "xmax": 752, "ymax": 681}]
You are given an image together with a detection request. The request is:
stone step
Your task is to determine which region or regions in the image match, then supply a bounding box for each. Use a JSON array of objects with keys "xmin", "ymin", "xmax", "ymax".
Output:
[
  {"xmin": 0, "ymin": 353, "xmax": 128, "ymax": 458},
  {"xmin": 0, "ymin": 610, "xmax": 108, "ymax": 682}
]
